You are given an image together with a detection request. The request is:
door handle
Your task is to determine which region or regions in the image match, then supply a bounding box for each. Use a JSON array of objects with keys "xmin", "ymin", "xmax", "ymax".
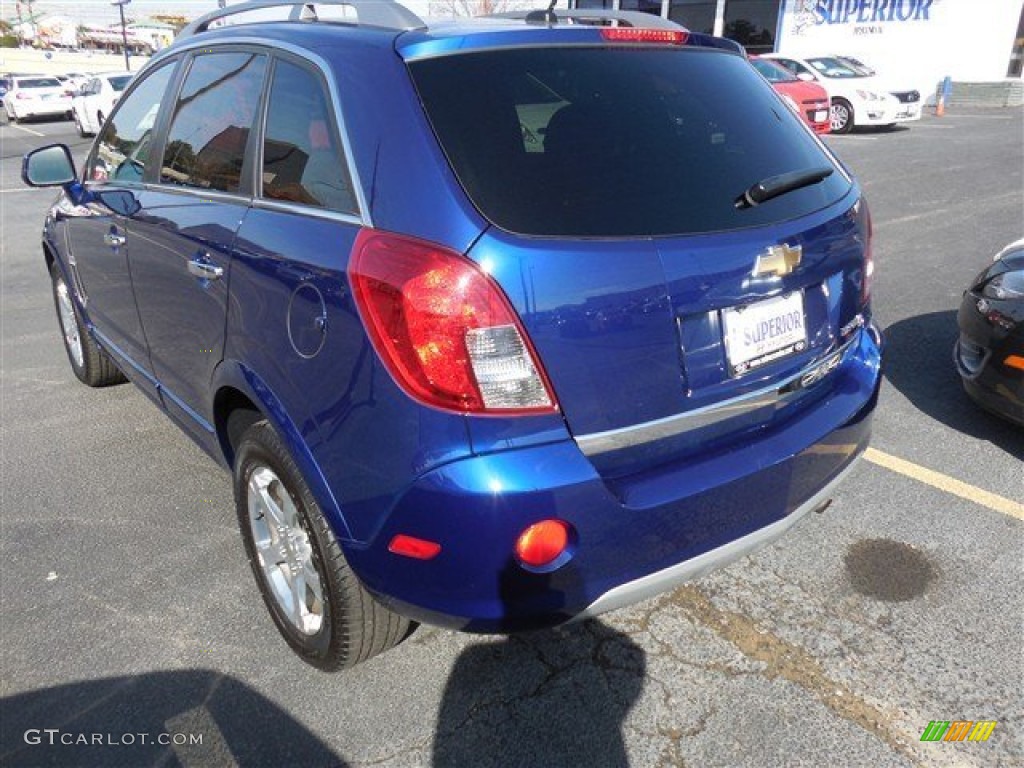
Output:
[
  {"xmin": 103, "ymin": 231, "xmax": 126, "ymax": 248},
  {"xmin": 187, "ymin": 258, "xmax": 224, "ymax": 281}
]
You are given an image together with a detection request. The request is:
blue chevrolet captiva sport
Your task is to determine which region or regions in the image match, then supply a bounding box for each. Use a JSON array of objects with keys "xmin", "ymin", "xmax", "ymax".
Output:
[{"xmin": 23, "ymin": 0, "xmax": 883, "ymax": 670}]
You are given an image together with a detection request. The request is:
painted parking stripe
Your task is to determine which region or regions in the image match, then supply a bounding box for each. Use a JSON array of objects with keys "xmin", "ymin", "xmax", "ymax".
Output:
[
  {"xmin": 865, "ymin": 447, "xmax": 1024, "ymax": 520},
  {"xmin": 9, "ymin": 123, "xmax": 45, "ymax": 137}
]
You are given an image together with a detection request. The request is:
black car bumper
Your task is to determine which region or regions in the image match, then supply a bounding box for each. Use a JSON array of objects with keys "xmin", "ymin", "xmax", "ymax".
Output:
[{"xmin": 954, "ymin": 292, "xmax": 1024, "ymax": 426}]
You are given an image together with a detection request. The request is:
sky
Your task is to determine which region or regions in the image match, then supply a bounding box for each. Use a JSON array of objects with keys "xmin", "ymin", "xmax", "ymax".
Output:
[
  {"xmin": 2, "ymin": 1, "xmax": 222, "ymax": 25},
  {"xmin": 1, "ymin": 0, "xmax": 451, "ymax": 26}
]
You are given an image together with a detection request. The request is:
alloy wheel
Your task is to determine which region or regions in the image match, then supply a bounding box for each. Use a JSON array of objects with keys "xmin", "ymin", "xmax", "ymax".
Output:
[
  {"xmin": 830, "ymin": 103, "xmax": 850, "ymax": 132},
  {"xmin": 247, "ymin": 465, "xmax": 325, "ymax": 636},
  {"xmin": 55, "ymin": 276, "xmax": 84, "ymax": 369}
]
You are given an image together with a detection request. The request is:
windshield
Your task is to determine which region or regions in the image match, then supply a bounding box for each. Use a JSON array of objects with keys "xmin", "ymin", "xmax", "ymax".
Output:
[
  {"xmin": 837, "ymin": 57, "xmax": 875, "ymax": 75},
  {"xmin": 751, "ymin": 58, "xmax": 798, "ymax": 83},
  {"xmin": 806, "ymin": 57, "xmax": 867, "ymax": 79},
  {"xmin": 19, "ymin": 78, "xmax": 62, "ymax": 89},
  {"xmin": 110, "ymin": 75, "xmax": 133, "ymax": 92},
  {"xmin": 410, "ymin": 47, "xmax": 850, "ymax": 237}
]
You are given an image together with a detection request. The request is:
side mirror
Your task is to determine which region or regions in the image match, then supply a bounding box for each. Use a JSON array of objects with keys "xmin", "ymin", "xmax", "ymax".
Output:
[
  {"xmin": 22, "ymin": 144, "xmax": 77, "ymax": 187},
  {"xmin": 797, "ymin": 72, "xmax": 816, "ymax": 82}
]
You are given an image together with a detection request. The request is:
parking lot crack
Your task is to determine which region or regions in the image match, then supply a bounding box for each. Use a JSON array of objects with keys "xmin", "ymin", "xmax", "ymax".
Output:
[{"xmin": 661, "ymin": 586, "xmax": 923, "ymax": 766}]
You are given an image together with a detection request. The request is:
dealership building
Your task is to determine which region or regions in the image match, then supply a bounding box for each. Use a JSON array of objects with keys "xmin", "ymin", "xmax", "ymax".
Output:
[{"xmin": 570, "ymin": 0, "xmax": 1024, "ymax": 102}]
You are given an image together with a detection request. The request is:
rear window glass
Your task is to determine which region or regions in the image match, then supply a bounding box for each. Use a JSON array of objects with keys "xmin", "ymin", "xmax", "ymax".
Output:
[
  {"xmin": 19, "ymin": 78, "xmax": 62, "ymax": 89},
  {"xmin": 409, "ymin": 48, "xmax": 851, "ymax": 237}
]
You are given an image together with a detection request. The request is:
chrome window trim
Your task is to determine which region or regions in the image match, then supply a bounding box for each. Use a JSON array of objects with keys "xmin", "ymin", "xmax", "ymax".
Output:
[
  {"xmin": 252, "ymin": 197, "xmax": 363, "ymax": 226},
  {"xmin": 574, "ymin": 331, "xmax": 862, "ymax": 457},
  {"xmin": 155, "ymin": 36, "xmax": 372, "ymax": 227},
  {"xmin": 140, "ymin": 183, "xmax": 253, "ymax": 205}
]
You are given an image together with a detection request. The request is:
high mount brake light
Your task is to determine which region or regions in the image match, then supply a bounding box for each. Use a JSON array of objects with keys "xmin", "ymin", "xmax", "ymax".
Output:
[
  {"xmin": 349, "ymin": 230, "xmax": 558, "ymax": 415},
  {"xmin": 600, "ymin": 28, "xmax": 688, "ymax": 45}
]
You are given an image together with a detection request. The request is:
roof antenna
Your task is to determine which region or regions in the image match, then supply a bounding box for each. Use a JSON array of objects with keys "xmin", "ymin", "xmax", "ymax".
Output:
[{"xmin": 525, "ymin": 0, "xmax": 558, "ymax": 26}]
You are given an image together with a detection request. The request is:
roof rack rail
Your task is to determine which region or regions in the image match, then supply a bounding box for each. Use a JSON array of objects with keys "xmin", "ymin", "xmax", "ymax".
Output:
[
  {"xmin": 178, "ymin": 0, "xmax": 425, "ymax": 40},
  {"xmin": 489, "ymin": 9, "xmax": 686, "ymax": 31}
]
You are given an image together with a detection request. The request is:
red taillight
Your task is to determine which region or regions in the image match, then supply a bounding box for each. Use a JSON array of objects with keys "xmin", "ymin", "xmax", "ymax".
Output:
[
  {"xmin": 515, "ymin": 520, "xmax": 570, "ymax": 568},
  {"xmin": 601, "ymin": 28, "xmax": 688, "ymax": 45},
  {"xmin": 349, "ymin": 229, "xmax": 557, "ymax": 414},
  {"xmin": 16, "ymin": 92, "xmax": 30, "ymax": 100},
  {"xmin": 388, "ymin": 534, "xmax": 441, "ymax": 560},
  {"xmin": 861, "ymin": 201, "xmax": 874, "ymax": 305}
]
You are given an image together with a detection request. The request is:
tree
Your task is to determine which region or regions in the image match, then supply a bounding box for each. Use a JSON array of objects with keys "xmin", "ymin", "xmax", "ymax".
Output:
[{"xmin": 428, "ymin": 0, "xmax": 533, "ymax": 17}]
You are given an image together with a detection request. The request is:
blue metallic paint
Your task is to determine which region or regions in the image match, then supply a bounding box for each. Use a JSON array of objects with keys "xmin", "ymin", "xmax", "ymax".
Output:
[{"xmin": 349, "ymin": 324, "xmax": 880, "ymax": 632}]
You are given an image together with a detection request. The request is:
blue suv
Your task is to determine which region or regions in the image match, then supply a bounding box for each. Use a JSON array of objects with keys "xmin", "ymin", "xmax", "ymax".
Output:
[{"xmin": 23, "ymin": 0, "xmax": 883, "ymax": 670}]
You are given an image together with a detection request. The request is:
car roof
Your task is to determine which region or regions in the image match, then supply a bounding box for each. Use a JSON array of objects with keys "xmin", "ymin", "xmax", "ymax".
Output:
[{"xmin": 160, "ymin": 1, "xmax": 742, "ymax": 64}]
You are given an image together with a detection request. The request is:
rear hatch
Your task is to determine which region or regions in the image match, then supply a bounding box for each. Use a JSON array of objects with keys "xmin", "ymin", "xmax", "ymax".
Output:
[{"xmin": 405, "ymin": 32, "xmax": 869, "ymax": 478}]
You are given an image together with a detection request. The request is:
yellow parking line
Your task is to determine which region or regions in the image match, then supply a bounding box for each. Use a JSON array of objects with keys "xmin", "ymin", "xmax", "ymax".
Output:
[{"xmin": 864, "ymin": 447, "xmax": 1024, "ymax": 520}]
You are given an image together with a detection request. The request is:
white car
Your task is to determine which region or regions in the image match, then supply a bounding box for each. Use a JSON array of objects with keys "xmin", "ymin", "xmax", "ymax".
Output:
[
  {"xmin": 761, "ymin": 54, "xmax": 921, "ymax": 134},
  {"xmin": 71, "ymin": 73, "xmax": 134, "ymax": 137},
  {"xmin": 3, "ymin": 75, "xmax": 73, "ymax": 122}
]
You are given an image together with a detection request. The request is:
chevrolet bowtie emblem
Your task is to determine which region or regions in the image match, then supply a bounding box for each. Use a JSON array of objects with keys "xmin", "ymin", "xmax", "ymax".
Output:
[{"xmin": 753, "ymin": 244, "xmax": 802, "ymax": 278}]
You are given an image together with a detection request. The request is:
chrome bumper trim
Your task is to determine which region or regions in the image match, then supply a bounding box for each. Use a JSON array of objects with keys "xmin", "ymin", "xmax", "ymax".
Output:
[
  {"xmin": 575, "ymin": 329, "xmax": 863, "ymax": 458},
  {"xmin": 573, "ymin": 451, "xmax": 863, "ymax": 622}
]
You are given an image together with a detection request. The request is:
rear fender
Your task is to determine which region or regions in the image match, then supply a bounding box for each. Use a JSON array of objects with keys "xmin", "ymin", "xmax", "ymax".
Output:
[{"xmin": 212, "ymin": 360, "xmax": 353, "ymax": 542}]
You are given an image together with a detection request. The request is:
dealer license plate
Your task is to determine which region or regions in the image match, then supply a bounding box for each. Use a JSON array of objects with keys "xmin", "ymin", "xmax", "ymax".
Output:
[
  {"xmin": 722, "ymin": 292, "xmax": 807, "ymax": 376},
  {"xmin": 814, "ymin": 110, "xmax": 828, "ymax": 123}
]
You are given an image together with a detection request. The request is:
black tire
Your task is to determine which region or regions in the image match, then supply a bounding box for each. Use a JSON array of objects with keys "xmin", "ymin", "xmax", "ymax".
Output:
[
  {"xmin": 234, "ymin": 421, "xmax": 412, "ymax": 671},
  {"xmin": 49, "ymin": 263, "xmax": 126, "ymax": 387},
  {"xmin": 830, "ymin": 98, "xmax": 854, "ymax": 134},
  {"xmin": 96, "ymin": 111, "xmax": 104, "ymax": 129}
]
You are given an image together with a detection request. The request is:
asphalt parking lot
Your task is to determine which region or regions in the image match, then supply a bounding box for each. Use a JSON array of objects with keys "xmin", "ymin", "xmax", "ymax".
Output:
[{"xmin": 1, "ymin": 108, "xmax": 1021, "ymax": 768}]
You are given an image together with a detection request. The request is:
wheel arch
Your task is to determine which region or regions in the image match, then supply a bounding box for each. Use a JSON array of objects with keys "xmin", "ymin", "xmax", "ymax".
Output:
[
  {"xmin": 42, "ymin": 239, "xmax": 57, "ymax": 272},
  {"xmin": 211, "ymin": 360, "xmax": 354, "ymax": 541}
]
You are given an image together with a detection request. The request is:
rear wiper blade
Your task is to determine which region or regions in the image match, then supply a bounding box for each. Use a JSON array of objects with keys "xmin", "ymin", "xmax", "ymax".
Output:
[{"xmin": 735, "ymin": 166, "xmax": 834, "ymax": 209}]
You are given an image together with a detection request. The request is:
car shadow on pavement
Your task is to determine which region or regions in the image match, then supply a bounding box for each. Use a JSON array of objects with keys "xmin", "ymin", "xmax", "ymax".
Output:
[
  {"xmin": 0, "ymin": 669, "xmax": 345, "ymax": 767},
  {"xmin": 433, "ymin": 619, "xmax": 645, "ymax": 768},
  {"xmin": 882, "ymin": 311, "xmax": 1024, "ymax": 457}
]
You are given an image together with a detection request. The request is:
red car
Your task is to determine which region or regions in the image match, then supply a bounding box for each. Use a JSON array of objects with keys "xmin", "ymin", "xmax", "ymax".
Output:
[{"xmin": 750, "ymin": 56, "xmax": 831, "ymax": 135}]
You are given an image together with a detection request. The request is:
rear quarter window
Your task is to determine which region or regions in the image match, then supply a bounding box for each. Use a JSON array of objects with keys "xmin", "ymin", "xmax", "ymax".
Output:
[{"xmin": 410, "ymin": 47, "xmax": 851, "ymax": 237}]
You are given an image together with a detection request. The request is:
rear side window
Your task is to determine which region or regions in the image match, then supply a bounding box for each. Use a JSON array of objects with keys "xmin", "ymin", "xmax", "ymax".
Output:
[
  {"xmin": 160, "ymin": 52, "xmax": 267, "ymax": 194},
  {"xmin": 410, "ymin": 47, "xmax": 851, "ymax": 237},
  {"xmin": 260, "ymin": 59, "xmax": 356, "ymax": 214},
  {"xmin": 87, "ymin": 62, "xmax": 176, "ymax": 185},
  {"xmin": 110, "ymin": 75, "xmax": 133, "ymax": 92}
]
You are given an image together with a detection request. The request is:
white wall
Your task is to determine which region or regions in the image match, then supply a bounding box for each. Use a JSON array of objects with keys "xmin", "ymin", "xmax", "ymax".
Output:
[{"xmin": 777, "ymin": 0, "xmax": 1023, "ymax": 97}]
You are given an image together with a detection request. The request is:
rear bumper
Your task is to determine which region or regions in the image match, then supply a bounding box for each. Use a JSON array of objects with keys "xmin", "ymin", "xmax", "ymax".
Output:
[
  {"xmin": 576, "ymin": 452, "xmax": 860, "ymax": 620},
  {"xmin": 14, "ymin": 102, "xmax": 71, "ymax": 118},
  {"xmin": 345, "ymin": 324, "xmax": 883, "ymax": 631}
]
